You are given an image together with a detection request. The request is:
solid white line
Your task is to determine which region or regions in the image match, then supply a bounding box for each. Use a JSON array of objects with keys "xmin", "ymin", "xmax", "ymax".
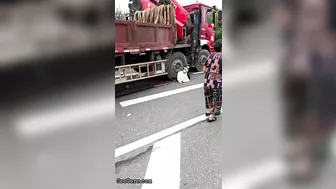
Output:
[
  {"xmin": 222, "ymin": 158, "xmax": 287, "ymax": 189},
  {"xmin": 120, "ymin": 83, "xmax": 203, "ymax": 107},
  {"xmin": 115, "ymin": 108, "xmax": 221, "ymax": 158},
  {"xmin": 222, "ymin": 133, "xmax": 336, "ymax": 189},
  {"xmin": 15, "ymin": 98, "xmax": 115, "ymax": 139},
  {"xmin": 222, "ymin": 62, "xmax": 276, "ymax": 90},
  {"xmin": 120, "ymin": 62, "xmax": 277, "ymax": 107},
  {"xmin": 15, "ymin": 62, "xmax": 276, "ymax": 139},
  {"xmin": 223, "ymin": 135, "xmax": 336, "ymax": 189},
  {"xmin": 115, "ymin": 114, "xmax": 206, "ymax": 158},
  {"xmin": 141, "ymin": 133, "xmax": 181, "ymax": 189}
]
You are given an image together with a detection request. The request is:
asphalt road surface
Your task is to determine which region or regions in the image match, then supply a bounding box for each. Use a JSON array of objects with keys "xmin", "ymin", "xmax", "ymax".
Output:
[
  {"xmin": 3, "ymin": 21, "xmax": 335, "ymax": 189},
  {"xmin": 115, "ymin": 22, "xmax": 280, "ymax": 189},
  {"xmin": 115, "ymin": 54, "xmax": 281, "ymax": 189},
  {"xmin": 115, "ymin": 72, "xmax": 222, "ymax": 189},
  {"xmin": 115, "ymin": 22, "xmax": 336, "ymax": 189},
  {"xmin": 0, "ymin": 70, "xmax": 114, "ymax": 189},
  {"xmin": 115, "ymin": 57, "xmax": 336, "ymax": 189}
]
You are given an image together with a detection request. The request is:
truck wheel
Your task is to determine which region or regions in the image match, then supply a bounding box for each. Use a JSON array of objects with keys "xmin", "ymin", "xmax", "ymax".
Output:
[
  {"xmin": 195, "ymin": 49, "xmax": 210, "ymax": 72},
  {"xmin": 167, "ymin": 52, "xmax": 187, "ymax": 79}
]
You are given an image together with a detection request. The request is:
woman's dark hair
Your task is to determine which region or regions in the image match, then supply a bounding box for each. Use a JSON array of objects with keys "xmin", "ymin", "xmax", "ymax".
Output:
[{"xmin": 214, "ymin": 40, "xmax": 222, "ymax": 52}]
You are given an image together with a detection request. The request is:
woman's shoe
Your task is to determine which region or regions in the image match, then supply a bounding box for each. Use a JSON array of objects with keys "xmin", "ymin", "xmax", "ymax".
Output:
[
  {"xmin": 206, "ymin": 114, "xmax": 217, "ymax": 122},
  {"xmin": 205, "ymin": 109, "xmax": 214, "ymax": 116},
  {"xmin": 213, "ymin": 109, "xmax": 221, "ymax": 115},
  {"xmin": 288, "ymin": 156, "xmax": 317, "ymax": 182}
]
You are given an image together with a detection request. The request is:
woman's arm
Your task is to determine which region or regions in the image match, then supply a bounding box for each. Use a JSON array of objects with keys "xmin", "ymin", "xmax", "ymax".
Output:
[{"xmin": 203, "ymin": 54, "xmax": 212, "ymax": 73}]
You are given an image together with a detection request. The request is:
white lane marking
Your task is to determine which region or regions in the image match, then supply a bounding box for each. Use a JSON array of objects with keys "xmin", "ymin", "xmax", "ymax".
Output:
[
  {"xmin": 15, "ymin": 61, "xmax": 275, "ymax": 139},
  {"xmin": 222, "ymin": 158, "xmax": 287, "ymax": 189},
  {"xmin": 15, "ymin": 98, "xmax": 115, "ymax": 139},
  {"xmin": 222, "ymin": 117, "xmax": 336, "ymax": 189},
  {"xmin": 120, "ymin": 83, "xmax": 203, "ymax": 107},
  {"xmin": 142, "ymin": 133, "xmax": 181, "ymax": 189},
  {"xmin": 223, "ymin": 62, "xmax": 276, "ymax": 90},
  {"xmin": 223, "ymin": 132, "xmax": 336, "ymax": 189},
  {"xmin": 116, "ymin": 107, "xmax": 222, "ymax": 158},
  {"xmin": 115, "ymin": 114, "xmax": 206, "ymax": 158},
  {"xmin": 120, "ymin": 62, "xmax": 277, "ymax": 107}
]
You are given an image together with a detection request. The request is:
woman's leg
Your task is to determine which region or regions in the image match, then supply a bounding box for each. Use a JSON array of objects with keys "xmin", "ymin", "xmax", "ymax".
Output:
[
  {"xmin": 204, "ymin": 86, "xmax": 214, "ymax": 115},
  {"xmin": 213, "ymin": 87, "xmax": 222, "ymax": 115},
  {"xmin": 207, "ymin": 87, "xmax": 217, "ymax": 122},
  {"xmin": 309, "ymin": 75, "xmax": 336, "ymax": 165}
]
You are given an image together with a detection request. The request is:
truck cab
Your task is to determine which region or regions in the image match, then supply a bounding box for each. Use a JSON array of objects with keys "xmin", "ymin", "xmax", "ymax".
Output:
[
  {"xmin": 115, "ymin": 1, "xmax": 222, "ymax": 84},
  {"xmin": 183, "ymin": 3, "xmax": 220, "ymax": 53}
]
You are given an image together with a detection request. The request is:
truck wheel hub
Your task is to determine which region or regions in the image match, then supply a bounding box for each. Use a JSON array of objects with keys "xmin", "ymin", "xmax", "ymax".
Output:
[
  {"xmin": 200, "ymin": 55, "xmax": 207, "ymax": 66},
  {"xmin": 172, "ymin": 59, "xmax": 183, "ymax": 72}
]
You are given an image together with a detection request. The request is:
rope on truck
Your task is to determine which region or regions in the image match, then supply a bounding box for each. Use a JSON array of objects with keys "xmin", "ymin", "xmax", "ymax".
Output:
[{"xmin": 133, "ymin": 4, "xmax": 173, "ymax": 25}]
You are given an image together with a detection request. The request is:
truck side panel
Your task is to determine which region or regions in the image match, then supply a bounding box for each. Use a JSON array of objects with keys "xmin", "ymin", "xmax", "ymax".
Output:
[
  {"xmin": 115, "ymin": 20, "xmax": 175, "ymax": 51},
  {"xmin": 115, "ymin": 20, "xmax": 134, "ymax": 48},
  {"xmin": 135, "ymin": 23, "xmax": 174, "ymax": 48}
]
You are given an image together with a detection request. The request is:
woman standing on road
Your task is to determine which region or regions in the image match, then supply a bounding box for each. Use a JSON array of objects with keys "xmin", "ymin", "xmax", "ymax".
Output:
[
  {"xmin": 203, "ymin": 40, "xmax": 222, "ymax": 122},
  {"xmin": 278, "ymin": 0, "xmax": 336, "ymax": 180}
]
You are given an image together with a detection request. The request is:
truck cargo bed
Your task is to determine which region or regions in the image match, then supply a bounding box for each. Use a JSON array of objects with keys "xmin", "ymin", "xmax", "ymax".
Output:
[{"xmin": 115, "ymin": 20, "xmax": 175, "ymax": 53}]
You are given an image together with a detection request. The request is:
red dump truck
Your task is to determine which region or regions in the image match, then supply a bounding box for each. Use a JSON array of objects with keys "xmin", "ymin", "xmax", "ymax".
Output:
[{"xmin": 115, "ymin": 0, "xmax": 221, "ymax": 84}]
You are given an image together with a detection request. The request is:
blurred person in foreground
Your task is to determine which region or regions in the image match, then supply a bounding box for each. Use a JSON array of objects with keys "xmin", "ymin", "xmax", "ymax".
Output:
[
  {"xmin": 203, "ymin": 40, "xmax": 222, "ymax": 122},
  {"xmin": 277, "ymin": 0, "xmax": 336, "ymax": 181}
]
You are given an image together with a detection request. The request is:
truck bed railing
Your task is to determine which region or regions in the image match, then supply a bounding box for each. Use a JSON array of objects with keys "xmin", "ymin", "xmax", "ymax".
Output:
[{"xmin": 115, "ymin": 60, "xmax": 167, "ymax": 85}]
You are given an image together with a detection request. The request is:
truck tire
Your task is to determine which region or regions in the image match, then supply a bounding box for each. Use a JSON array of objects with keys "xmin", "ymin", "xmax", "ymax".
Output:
[
  {"xmin": 195, "ymin": 49, "xmax": 210, "ymax": 72},
  {"xmin": 167, "ymin": 52, "xmax": 187, "ymax": 79}
]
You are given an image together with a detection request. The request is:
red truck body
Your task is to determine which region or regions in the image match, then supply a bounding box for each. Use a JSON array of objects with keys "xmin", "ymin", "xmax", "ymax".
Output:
[
  {"xmin": 115, "ymin": 2, "xmax": 221, "ymax": 84},
  {"xmin": 170, "ymin": 0, "xmax": 189, "ymax": 41},
  {"xmin": 184, "ymin": 3, "xmax": 216, "ymax": 53},
  {"xmin": 115, "ymin": 20, "xmax": 175, "ymax": 53},
  {"xmin": 139, "ymin": 0, "xmax": 157, "ymax": 9}
]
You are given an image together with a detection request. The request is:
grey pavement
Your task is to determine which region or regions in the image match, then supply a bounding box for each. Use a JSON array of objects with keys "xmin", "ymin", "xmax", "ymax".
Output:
[
  {"xmin": 115, "ymin": 72, "xmax": 222, "ymax": 189},
  {"xmin": 220, "ymin": 22, "xmax": 336, "ymax": 188},
  {"xmin": 115, "ymin": 116, "xmax": 222, "ymax": 189},
  {"xmin": 115, "ymin": 118, "xmax": 222, "ymax": 189},
  {"xmin": 257, "ymin": 159, "xmax": 336, "ymax": 189},
  {"xmin": 180, "ymin": 117, "xmax": 222, "ymax": 189},
  {"xmin": 0, "ymin": 73, "xmax": 114, "ymax": 189},
  {"xmin": 115, "ymin": 59, "xmax": 283, "ymax": 189},
  {"xmin": 115, "ymin": 73, "xmax": 205, "ymax": 148},
  {"xmin": 115, "ymin": 60, "xmax": 282, "ymax": 189},
  {"xmin": 115, "ymin": 22, "xmax": 283, "ymax": 189},
  {"xmin": 221, "ymin": 65, "xmax": 283, "ymax": 175}
]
